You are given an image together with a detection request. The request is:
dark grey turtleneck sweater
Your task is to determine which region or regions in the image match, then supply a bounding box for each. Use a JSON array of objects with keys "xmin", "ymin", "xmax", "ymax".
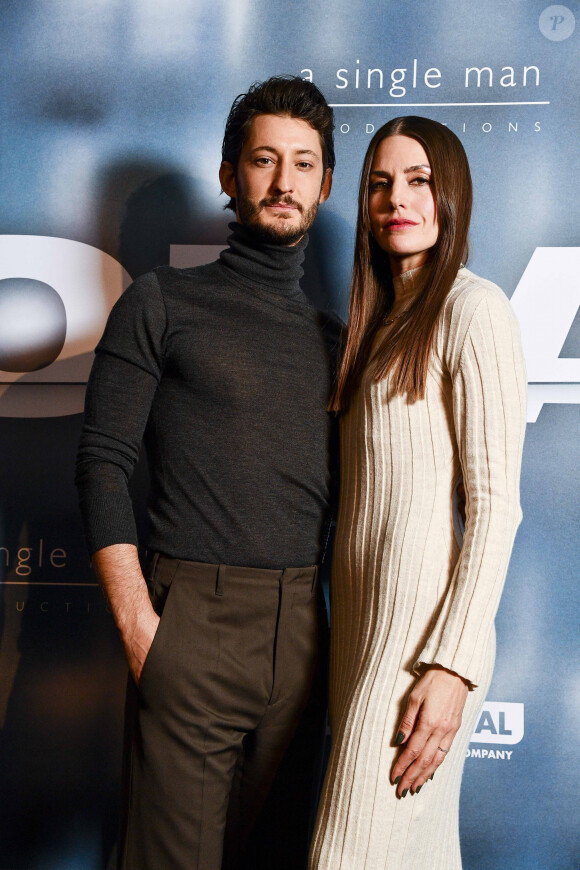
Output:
[{"xmin": 76, "ymin": 223, "xmax": 341, "ymax": 569}]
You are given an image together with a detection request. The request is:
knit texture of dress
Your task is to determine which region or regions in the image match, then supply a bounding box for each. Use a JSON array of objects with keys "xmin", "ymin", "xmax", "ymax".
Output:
[{"xmin": 309, "ymin": 267, "xmax": 527, "ymax": 870}]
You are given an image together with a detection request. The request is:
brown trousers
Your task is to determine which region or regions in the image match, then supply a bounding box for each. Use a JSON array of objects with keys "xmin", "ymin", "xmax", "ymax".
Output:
[{"xmin": 118, "ymin": 554, "xmax": 328, "ymax": 870}]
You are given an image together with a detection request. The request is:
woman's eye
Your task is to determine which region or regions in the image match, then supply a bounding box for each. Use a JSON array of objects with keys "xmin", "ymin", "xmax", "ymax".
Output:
[
  {"xmin": 411, "ymin": 176, "xmax": 431, "ymax": 185},
  {"xmin": 370, "ymin": 181, "xmax": 389, "ymax": 191}
]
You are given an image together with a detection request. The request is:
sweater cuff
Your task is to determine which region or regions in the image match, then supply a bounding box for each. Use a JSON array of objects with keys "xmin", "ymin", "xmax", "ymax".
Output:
[
  {"xmin": 79, "ymin": 492, "xmax": 139, "ymax": 555},
  {"xmin": 413, "ymin": 657, "xmax": 477, "ymax": 691}
]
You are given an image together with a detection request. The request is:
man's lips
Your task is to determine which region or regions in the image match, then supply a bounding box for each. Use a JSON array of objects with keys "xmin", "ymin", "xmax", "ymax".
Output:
[{"xmin": 262, "ymin": 199, "xmax": 301, "ymax": 212}]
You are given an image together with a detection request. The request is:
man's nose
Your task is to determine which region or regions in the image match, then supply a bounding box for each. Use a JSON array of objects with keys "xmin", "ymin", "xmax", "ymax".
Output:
[{"xmin": 271, "ymin": 160, "xmax": 293, "ymax": 193}]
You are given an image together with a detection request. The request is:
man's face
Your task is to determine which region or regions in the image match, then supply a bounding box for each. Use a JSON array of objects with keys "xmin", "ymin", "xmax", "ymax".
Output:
[{"xmin": 219, "ymin": 113, "xmax": 332, "ymax": 245}]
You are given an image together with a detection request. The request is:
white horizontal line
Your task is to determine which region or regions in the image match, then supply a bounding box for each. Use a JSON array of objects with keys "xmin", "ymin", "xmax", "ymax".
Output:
[
  {"xmin": 329, "ymin": 101, "xmax": 550, "ymax": 107},
  {"xmin": 1, "ymin": 581, "xmax": 100, "ymax": 587}
]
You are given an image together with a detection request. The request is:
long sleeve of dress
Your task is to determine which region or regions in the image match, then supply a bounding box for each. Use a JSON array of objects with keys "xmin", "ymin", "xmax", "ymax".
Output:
[
  {"xmin": 75, "ymin": 272, "xmax": 167, "ymax": 554},
  {"xmin": 415, "ymin": 284, "xmax": 527, "ymax": 686}
]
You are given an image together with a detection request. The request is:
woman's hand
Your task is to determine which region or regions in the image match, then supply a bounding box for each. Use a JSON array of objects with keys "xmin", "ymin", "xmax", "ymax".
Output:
[{"xmin": 391, "ymin": 665, "xmax": 469, "ymax": 797}]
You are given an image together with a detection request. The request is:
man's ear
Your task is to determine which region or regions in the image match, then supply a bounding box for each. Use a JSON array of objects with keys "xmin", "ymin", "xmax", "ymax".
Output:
[
  {"xmin": 219, "ymin": 161, "xmax": 236, "ymax": 198},
  {"xmin": 319, "ymin": 168, "xmax": 333, "ymax": 204}
]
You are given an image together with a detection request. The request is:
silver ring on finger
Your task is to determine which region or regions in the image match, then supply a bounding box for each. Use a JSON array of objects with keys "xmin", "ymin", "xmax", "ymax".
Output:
[{"xmin": 437, "ymin": 746, "xmax": 449, "ymax": 754}]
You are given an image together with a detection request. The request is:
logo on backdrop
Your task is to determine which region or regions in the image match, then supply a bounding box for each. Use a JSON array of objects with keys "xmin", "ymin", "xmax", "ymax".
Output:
[
  {"xmin": 0, "ymin": 537, "xmax": 68, "ymax": 577},
  {"xmin": 0, "ymin": 236, "xmax": 131, "ymax": 417},
  {"xmin": 0, "ymin": 278, "xmax": 67, "ymax": 372},
  {"xmin": 301, "ymin": 59, "xmax": 544, "ymax": 98},
  {"xmin": 1, "ymin": 242, "xmax": 578, "ymax": 421},
  {"xmin": 467, "ymin": 701, "xmax": 524, "ymax": 760},
  {"xmin": 539, "ymin": 5, "xmax": 576, "ymax": 41},
  {"xmin": 510, "ymin": 248, "xmax": 580, "ymax": 422}
]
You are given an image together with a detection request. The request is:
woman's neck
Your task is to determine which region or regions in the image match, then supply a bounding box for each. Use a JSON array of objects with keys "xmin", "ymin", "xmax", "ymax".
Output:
[
  {"xmin": 390, "ymin": 264, "xmax": 429, "ymax": 315},
  {"xmin": 388, "ymin": 250, "xmax": 430, "ymax": 278}
]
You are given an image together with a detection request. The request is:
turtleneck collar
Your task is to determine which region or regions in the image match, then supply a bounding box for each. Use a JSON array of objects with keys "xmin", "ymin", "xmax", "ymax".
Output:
[
  {"xmin": 390, "ymin": 264, "xmax": 429, "ymax": 316},
  {"xmin": 219, "ymin": 222, "xmax": 308, "ymax": 299}
]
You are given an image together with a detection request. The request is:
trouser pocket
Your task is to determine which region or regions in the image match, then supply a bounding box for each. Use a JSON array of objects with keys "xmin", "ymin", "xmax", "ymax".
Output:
[{"xmin": 139, "ymin": 553, "xmax": 181, "ymax": 692}]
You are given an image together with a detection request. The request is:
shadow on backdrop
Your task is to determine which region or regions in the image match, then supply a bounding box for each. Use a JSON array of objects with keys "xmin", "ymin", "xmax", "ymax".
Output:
[{"xmin": 96, "ymin": 160, "xmax": 232, "ymax": 279}]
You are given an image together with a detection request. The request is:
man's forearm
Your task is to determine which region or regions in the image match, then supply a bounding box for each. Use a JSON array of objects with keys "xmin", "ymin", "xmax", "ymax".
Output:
[{"xmin": 93, "ymin": 543, "xmax": 159, "ymax": 684}]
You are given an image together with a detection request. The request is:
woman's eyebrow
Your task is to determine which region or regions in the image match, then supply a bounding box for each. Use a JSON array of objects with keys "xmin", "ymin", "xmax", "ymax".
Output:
[{"xmin": 369, "ymin": 164, "xmax": 431, "ymax": 177}]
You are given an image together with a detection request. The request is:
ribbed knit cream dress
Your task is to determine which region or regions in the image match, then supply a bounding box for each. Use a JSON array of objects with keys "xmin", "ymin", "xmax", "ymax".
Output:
[{"xmin": 309, "ymin": 267, "xmax": 527, "ymax": 870}]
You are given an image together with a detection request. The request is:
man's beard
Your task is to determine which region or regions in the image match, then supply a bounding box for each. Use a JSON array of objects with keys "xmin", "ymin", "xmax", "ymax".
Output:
[{"xmin": 236, "ymin": 194, "xmax": 320, "ymax": 245}]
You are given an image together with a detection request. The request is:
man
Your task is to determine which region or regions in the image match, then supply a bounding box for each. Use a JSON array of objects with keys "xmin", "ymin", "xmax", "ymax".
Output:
[{"xmin": 76, "ymin": 76, "xmax": 340, "ymax": 870}]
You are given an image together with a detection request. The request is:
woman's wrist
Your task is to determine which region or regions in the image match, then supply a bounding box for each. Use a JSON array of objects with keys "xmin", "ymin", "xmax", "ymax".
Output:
[{"xmin": 419, "ymin": 662, "xmax": 472, "ymax": 688}]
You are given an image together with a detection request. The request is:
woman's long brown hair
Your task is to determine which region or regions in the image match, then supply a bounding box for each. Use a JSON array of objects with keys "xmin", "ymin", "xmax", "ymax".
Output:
[{"xmin": 330, "ymin": 116, "xmax": 472, "ymax": 411}]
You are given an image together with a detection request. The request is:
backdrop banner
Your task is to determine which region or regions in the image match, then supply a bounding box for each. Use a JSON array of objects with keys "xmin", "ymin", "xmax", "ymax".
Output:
[{"xmin": 0, "ymin": 2, "xmax": 578, "ymax": 868}]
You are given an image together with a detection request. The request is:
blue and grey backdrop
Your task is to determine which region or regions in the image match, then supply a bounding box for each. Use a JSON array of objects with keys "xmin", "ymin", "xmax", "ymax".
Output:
[{"xmin": 0, "ymin": 2, "xmax": 578, "ymax": 867}]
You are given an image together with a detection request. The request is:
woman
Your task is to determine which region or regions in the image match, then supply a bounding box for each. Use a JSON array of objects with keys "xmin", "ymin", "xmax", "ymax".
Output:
[{"xmin": 309, "ymin": 117, "xmax": 527, "ymax": 869}]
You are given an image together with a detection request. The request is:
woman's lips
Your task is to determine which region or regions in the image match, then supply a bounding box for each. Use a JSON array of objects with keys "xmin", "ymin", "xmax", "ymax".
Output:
[{"xmin": 385, "ymin": 219, "xmax": 418, "ymax": 229}]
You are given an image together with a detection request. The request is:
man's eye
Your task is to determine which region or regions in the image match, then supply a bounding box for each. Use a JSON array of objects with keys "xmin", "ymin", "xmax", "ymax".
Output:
[{"xmin": 256, "ymin": 157, "xmax": 273, "ymax": 165}]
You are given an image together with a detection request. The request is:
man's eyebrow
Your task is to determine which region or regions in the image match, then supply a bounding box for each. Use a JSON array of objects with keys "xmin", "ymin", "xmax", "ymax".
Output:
[{"xmin": 248, "ymin": 146, "xmax": 320, "ymax": 159}]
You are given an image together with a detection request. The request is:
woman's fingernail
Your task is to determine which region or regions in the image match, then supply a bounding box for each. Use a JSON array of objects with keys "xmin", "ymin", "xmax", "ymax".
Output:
[
  {"xmin": 394, "ymin": 776, "xmax": 401, "ymax": 784},
  {"xmin": 415, "ymin": 785, "xmax": 422, "ymax": 794},
  {"xmin": 395, "ymin": 731, "xmax": 405, "ymax": 745},
  {"xmin": 402, "ymin": 789, "xmax": 408, "ymax": 798}
]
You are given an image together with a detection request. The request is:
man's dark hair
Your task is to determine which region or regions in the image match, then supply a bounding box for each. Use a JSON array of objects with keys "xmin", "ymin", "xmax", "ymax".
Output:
[{"xmin": 221, "ymin": 75, "xmax": 335, "ymax": 212}]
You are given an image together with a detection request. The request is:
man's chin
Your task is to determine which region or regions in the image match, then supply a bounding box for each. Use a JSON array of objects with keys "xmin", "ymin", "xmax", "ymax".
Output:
[
  {"xmin": 245, "ymin": 218, "xmax": 307, "ymax": 246},
  {"xmin": 237, "ymin": 199, "xmax": 320, "ymax": 246}
]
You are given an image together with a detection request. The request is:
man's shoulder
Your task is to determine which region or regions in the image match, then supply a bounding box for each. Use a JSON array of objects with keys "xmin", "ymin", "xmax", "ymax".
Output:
[
  {"xmin": 150, "ymin": 261, "xmax": 224, "ymax": 293},
  {"xmin": 104, "ymin": 260, "xmax": 227, "ymax": 332},
  {"xmin": 316, "ymin": 308, "xmax": 345, "ymax": 340}
]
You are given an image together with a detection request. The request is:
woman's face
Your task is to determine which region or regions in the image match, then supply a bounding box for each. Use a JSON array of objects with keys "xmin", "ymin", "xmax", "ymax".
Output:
[{"xmin": 368, "ymin": 134, "xmax": 439, "ymax": 276}]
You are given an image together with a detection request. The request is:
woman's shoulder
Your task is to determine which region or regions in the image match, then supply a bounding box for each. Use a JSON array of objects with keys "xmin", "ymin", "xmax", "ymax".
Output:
[
  {"xmin": 444, "ymin": 267, "xmax": 512, "ymax": 318},
  {"xmin": 439, "ymin": 268, "xmax": 520, "ymax": 368}
]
